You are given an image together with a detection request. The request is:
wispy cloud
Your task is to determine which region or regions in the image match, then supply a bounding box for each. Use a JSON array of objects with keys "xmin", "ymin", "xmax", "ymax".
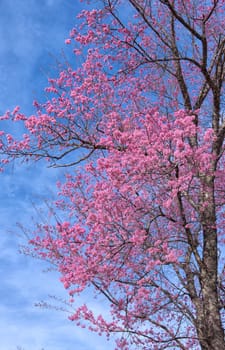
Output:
[
  {"xmin": 0, "ymin": 1, "xmax": 116, "ymax": 349},
  {"xmin": 0, "ymin": 160, "xmax": 115, "ymax": 349}
]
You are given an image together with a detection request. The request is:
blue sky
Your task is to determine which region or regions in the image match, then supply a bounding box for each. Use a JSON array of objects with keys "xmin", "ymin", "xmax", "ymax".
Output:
[{"xmin": 0, "ymin": 1, "xmax": 114, "ymax": 349}]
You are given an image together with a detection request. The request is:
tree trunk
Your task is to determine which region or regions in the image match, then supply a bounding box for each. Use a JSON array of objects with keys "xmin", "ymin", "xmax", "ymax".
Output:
[{"xmin": 196, "ymin": 176, "xmax": 225, "ymax": 349}]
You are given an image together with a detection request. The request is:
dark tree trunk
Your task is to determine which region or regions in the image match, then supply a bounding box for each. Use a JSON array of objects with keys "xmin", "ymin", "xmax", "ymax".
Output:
[{"xmin": 196, "ymin": 176, "xmax": 225, "ymax": 349}]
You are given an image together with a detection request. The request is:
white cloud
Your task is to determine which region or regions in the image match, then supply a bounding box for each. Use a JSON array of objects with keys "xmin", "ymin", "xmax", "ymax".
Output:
[
  {"xmin": 0, "ymin": 159, "xmax": 115, "ymax": 350},
  {"xmin": 0, "ymin": 224, "xmax": 115, "ymax": 350},
  {"xmin": 0, "ymin": 1, "xmax": 117, "ymax": 349}
]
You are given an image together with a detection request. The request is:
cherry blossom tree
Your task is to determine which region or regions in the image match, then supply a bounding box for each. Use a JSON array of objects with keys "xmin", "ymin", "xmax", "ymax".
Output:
[{"xmin": 1, "ymin": 1, "xmax": 225, "ymax": 349}]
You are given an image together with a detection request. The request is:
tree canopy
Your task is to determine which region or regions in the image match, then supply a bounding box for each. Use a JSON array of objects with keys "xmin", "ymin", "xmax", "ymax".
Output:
[{"xmin": 1, "ymin": 1, "xmax": 225, "ymax": 349}]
